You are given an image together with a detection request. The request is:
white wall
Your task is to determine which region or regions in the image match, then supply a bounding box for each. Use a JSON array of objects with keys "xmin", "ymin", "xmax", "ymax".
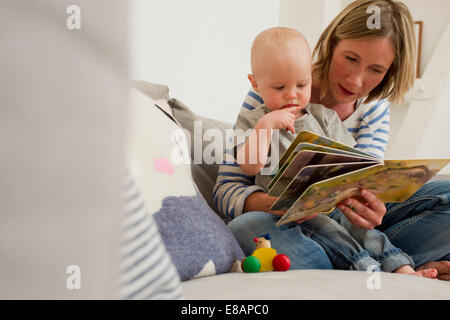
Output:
[
  {"xmin": 275, "ymin": 0, "xmax": 450, "ymax": 174},
  {"xmin": 131, "ymin": 0, "xmax": 450, "ymax": 172},
  {"xmin": 387, "ymin": 21, "xmax": 450, "ymax": 173},
  {"xmin": 399, "ymin": 0, "xmax": 450, "ymax": 77},
  {"xmin": 279, "ymin": 0, "xmax": 341, "ymax": 49},
  {"xmin": 385, "ymin": 1, "xmax": 450, "ymax": 174},
  {"xmin": 130, "ymin": 0, "xmax": 279, "ymax": 123},
  {"xmin": 340, "ymin": 0, "xmax": 450, "ymax": 77}
]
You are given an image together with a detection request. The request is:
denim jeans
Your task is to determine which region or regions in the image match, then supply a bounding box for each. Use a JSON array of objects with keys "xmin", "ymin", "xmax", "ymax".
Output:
[
  {"xmin": 228, "ymin": 211, "xmax": 334, "ymax": 270},
  {"xmin": 377, "ymin": 180, "xmax": 450, "ymax": 266},
  {"xmin": 301, "ymin": 211, "xmax": 414, "ymax": 272},
  {"xmin": 228, "ymin": 180, "xmax": 450, "ymax": 270}
]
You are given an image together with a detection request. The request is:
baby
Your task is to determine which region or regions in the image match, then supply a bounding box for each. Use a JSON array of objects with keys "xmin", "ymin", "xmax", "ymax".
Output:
[
  {"xmin": 237, "ymin": 27, "xmax": 312, "ymax": 175},
  {"xmin": 235, "ymin": 27, "xmax": 355, "ymax": 188},
  {"xmin": 228, "ymin": 27, "xmax": 437, "ymax": 278}
]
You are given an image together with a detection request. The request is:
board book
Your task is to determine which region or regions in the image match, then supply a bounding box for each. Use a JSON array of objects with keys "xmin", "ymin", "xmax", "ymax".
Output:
[{"xmin": 269, "ymin": 131, "xmax": 450, "ymax": 226}]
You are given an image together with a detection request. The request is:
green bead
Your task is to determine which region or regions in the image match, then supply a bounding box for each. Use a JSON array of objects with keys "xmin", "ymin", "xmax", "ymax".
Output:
[{"xmin": 242, "ymin": 256, "xmax": 261, "ymax": 273}]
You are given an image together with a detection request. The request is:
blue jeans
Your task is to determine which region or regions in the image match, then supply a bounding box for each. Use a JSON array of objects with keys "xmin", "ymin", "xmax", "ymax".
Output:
[
  {"xmin": 228, "ymin": 211, "xmax": 334, "ymax": 270},
  {"xmin": 228, "ymin": 180, "xmax": 450, "ymax": 270},
  {"xmin": 378, "ymin": 180, "xmax": 450, "ymax": 266},
  {"xmin": 300, "ymin": 211, "xmax": 414, "ymax": 271}
]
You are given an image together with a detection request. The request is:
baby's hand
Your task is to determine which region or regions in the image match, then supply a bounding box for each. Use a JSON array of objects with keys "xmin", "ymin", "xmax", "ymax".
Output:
[{"xmin": 258, "ymin": 106, "xmax": 301, "ymax": 135}]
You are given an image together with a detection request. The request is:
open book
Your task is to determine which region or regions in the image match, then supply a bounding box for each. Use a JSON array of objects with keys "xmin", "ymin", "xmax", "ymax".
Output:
[{"xmin": 269, "ymin": 131, "xmax": 450, "ymax": 226}]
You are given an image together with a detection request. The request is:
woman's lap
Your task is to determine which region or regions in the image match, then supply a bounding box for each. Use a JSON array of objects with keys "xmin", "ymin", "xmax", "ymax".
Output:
[
  {"xmin": 228, "ymin": 180, "xmax": 450, "ymax": 269},
  {"xmin": 228, "ymin": 180, "xmax": 450, "ymax": 271},
  {"xmin": 227, "ymin": 211, "xmax": 334, "ymax": 270},
  {"xmin": 377, "ymin": 179, "xmax": 450, "ymax": 266}
]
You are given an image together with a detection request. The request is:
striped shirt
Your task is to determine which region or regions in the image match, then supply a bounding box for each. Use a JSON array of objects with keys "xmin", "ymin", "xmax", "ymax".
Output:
[
  {"xmin": 213, "ymin": 89, "xmax": 390, "ymax": 221},
  {"xmin": 343, "ymin": 97, "xmax": 390, "ymax": 158}
]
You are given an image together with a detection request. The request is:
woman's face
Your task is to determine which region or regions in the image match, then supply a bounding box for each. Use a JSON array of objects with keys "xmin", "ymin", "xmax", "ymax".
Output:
[{"xmin": 327, "ymin": 38, "xmax": 395, "ymax": 104}]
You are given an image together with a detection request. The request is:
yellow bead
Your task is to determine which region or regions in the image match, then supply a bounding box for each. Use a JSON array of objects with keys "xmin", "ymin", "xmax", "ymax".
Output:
[{"xmin": 251, "ymin": 248, "xmax": 277, "ymax": 272}]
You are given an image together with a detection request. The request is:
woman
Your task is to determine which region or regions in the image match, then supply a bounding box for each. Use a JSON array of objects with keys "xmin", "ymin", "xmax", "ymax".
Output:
[{"xmin": 214, "ymin": 0, "xmax": 450, "ymax": 279}]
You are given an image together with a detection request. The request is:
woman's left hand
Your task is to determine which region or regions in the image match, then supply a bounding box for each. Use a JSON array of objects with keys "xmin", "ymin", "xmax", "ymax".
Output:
[{"xmin": 337, "ymin": 188, "xmax": 386, "ymax": 229}]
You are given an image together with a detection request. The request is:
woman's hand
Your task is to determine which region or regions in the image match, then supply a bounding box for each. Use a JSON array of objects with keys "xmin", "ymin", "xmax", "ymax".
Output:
[
  {"xmin": 244, "ymin": 188, "xmax": 386, "ymax": 230},
  {"xmin": 337, "ymin": 188, "xmax": 386, "ymax": 229}
]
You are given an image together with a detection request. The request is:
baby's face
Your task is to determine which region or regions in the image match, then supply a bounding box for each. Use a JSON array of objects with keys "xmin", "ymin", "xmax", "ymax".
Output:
[{"xmin": 251, "ymin": 45, "xmax": 312, "ymax": 112}]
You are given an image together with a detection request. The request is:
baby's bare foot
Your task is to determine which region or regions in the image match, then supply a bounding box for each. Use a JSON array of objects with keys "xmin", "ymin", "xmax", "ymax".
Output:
[
  {"xmin": 394, "ymin": 265, "xmax": 437, "ymax": 279},
  {"xmin": 416, "ymin": 261, "xmax": 450, "ymax": 280},
  {"xmin": 409, "ymin": 268, "xmax": 438, "ymax": 279}
]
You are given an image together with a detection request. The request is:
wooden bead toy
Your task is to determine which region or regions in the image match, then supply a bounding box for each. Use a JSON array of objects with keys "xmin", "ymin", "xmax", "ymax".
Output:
[{"xmin": 241, "ymin": 233, "xmax": 291, "ymax": 273}]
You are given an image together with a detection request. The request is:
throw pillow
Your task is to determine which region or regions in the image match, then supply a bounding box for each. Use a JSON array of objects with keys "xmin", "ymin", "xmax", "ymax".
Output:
[
  {"xmin": 168, "ymin": 98, "xmax": 233, "ymax": 215},
  {"xmin": 132, "ymin": 80, "xmax": 170, "ymax": 101},
  {"xmin": 127, "ymin": 87, "xmax": 244, "ymax": 281}
]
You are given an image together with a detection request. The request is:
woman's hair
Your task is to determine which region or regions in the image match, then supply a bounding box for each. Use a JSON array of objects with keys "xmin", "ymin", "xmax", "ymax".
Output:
[{"xmin": 313, "ymin": 0, "xmax": 416, "ymax": 104}]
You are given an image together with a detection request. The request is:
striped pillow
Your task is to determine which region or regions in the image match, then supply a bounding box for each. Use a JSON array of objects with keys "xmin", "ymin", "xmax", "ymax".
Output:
[{"xmin": 120, "ymin": 173, "xmax": 183, "ymax": 300}]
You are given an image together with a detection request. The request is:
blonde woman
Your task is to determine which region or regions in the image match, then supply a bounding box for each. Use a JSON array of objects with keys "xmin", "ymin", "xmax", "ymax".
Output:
[{"xmin": 215, "ymin": 0, "xmax": 450, "ymax": 279}]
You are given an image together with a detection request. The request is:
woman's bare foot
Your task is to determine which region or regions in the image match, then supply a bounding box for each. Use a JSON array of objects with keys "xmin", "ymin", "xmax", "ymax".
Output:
[
  {"xmin": 416, "ymin": 261, "xmax": 450, "ymax": 280},
  {"xmin": 394, "ymin": 265, "xmax": 438, "ymax": 279}
]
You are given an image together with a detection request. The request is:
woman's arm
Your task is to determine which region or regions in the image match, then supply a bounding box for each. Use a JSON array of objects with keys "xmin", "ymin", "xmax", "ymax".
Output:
[
  {"xmin": 349, "ymin": 99, "xmax": 390, "ymax": 158},
  {"xmin": 213, "ymin": 165, "xmax": 286, "ymax": 219},
  {"xmin": 336, "ymin": 99, "xmax": 390, "ymax": 229},
  {"xmin": 213, "ymin": 89, "xmax": 267, "ymax": 219},
  {"xmin": 213, "ymin": 163, "xmax": 261, "ymax": 220}
]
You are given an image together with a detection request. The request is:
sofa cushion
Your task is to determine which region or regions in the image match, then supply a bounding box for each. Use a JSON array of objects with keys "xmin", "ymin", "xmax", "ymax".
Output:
[
  {"xmin": 132, "ymin": 80, "xmax": 170, "ymax": 101},
  {"xmin": 127, "ymin": 87, "xmax": 244, "ymax": 281},
  {"xmin": 168, "ymin": 98, "xmax": 233, "ymax": 214}
]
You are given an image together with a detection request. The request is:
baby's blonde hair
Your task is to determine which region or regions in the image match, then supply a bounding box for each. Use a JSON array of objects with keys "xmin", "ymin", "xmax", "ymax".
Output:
[
  {"xmin": 251, "ymin": 27, "xmax": 310, "ymax": 75},
  {"xmin": 313, "ymin": 0, "xmax": 416, "ymax": 104}
]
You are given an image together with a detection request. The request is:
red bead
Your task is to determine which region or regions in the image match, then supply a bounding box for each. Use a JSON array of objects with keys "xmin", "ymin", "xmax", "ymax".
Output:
[{"xmin": 272, "ymin": 254, "xmax": 291, "ymax": 271}]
